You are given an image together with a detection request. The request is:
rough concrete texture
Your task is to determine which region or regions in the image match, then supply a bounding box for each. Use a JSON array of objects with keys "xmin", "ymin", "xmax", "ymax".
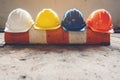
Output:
[{"xmin": 0, "ymin": 33, "xmax": 120, "ymax": 80}]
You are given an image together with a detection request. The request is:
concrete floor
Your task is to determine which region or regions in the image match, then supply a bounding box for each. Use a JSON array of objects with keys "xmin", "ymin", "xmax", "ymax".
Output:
[{"xmin": 0, "ymin": 33, "xmax": 120, "ymax": 80}]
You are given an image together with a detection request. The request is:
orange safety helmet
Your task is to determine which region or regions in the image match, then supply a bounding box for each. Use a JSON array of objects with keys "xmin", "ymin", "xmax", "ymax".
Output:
[{"xmin": 86, "ymin": 9, "xmax": 113, "ymax": 33}]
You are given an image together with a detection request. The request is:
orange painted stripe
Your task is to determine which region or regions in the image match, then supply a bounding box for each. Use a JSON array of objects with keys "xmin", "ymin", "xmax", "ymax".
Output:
[
  {"xmin": 5, "ymin": 31, "xmax": 29, "ymax": 44},
  {"xmin": 86, "ymin": 27, "xmax": 110, "ymax": 44},
  {"xmin": 46, "ymin": 27, "xmax": 69, "ymax": 44}
]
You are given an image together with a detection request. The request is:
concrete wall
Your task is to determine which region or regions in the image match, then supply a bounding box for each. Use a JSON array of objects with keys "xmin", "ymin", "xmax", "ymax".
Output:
[{"xmin": 0, "ymin": 0, "xmax": 120, "ymax": 30}]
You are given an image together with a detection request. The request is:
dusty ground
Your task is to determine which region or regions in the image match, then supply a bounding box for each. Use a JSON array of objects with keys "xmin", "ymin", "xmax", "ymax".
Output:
[{"xmin": 0, "ymin": 33, "xmax": 120, "ymax": 80}]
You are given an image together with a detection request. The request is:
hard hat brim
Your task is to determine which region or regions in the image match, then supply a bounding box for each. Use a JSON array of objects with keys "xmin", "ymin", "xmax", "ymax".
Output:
[
  {"xmin": 89, "ymin": 26, "xmax": 114, "ymax": 33},
  {"xmin": 4, "ymin": 26, "xmax": 32, "ymax": 33},
  {"xmin": 33, "ymin": 25, "xmax": 61, "ymax": 30},
  {"xmin": 62, "ymin": 26, "xmax": 86, "ymax": 32}
]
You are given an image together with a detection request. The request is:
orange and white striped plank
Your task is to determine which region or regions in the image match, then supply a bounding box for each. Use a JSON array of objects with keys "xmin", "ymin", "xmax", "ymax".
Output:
[
  {"xmin": 4, "ymin": 27, "xmax": 110, "ymax": 45},
  {"xmin": 29, "ymin": 27, "xmax": 47, "ymax": 44},
  {"xmin": 4, "ymin": 31, "xmax": 29, "ymax": 44}
]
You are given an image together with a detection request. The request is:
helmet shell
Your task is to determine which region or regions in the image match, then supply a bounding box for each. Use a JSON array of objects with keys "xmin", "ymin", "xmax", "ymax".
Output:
[
  {"xmin": 86, "ymin": 9, "xmax": 113, "ymax": 33},
  {"xmin": 34, "ymin": 9, "xmax": 60, "ymax": 30},
  {"xmin": 61, "ymin": 8, "xmax": 86, "ymax": 31},
  {"xmin": 5, "ymin": 8, "xmax": 34, "ymax": 33}
]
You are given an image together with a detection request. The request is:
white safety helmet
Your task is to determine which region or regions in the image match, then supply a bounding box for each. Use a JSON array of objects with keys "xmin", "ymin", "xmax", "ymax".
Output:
[{"xmin": 5, "ymin": 8, "xmax": 34, "ymax": 32}]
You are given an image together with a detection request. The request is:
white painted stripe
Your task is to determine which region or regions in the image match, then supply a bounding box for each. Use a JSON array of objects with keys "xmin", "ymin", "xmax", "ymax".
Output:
[
  {"xmin": 69, "ymin": 31, "xmax": 86, "ymax": 44},
  {"xmin": 29, "ymin": 27, "xmax": 47, "ymax": 44}
]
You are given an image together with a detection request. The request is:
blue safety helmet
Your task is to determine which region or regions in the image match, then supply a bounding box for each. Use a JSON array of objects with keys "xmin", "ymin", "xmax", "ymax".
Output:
[{"xmin": 61, "ymin": 8, "xmax": 86, "ymax": 31}]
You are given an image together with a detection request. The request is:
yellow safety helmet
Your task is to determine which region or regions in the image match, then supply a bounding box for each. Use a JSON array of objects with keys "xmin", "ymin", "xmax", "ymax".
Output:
[{"xmin": 34, "ymin": 9, "xmax": 60, "ymax": 30}]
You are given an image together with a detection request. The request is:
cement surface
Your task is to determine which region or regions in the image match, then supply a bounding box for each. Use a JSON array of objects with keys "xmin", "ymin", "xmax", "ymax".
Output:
[{"xmin": 0, "ymin": 33, "xmax": 120, "ymax": 80}]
